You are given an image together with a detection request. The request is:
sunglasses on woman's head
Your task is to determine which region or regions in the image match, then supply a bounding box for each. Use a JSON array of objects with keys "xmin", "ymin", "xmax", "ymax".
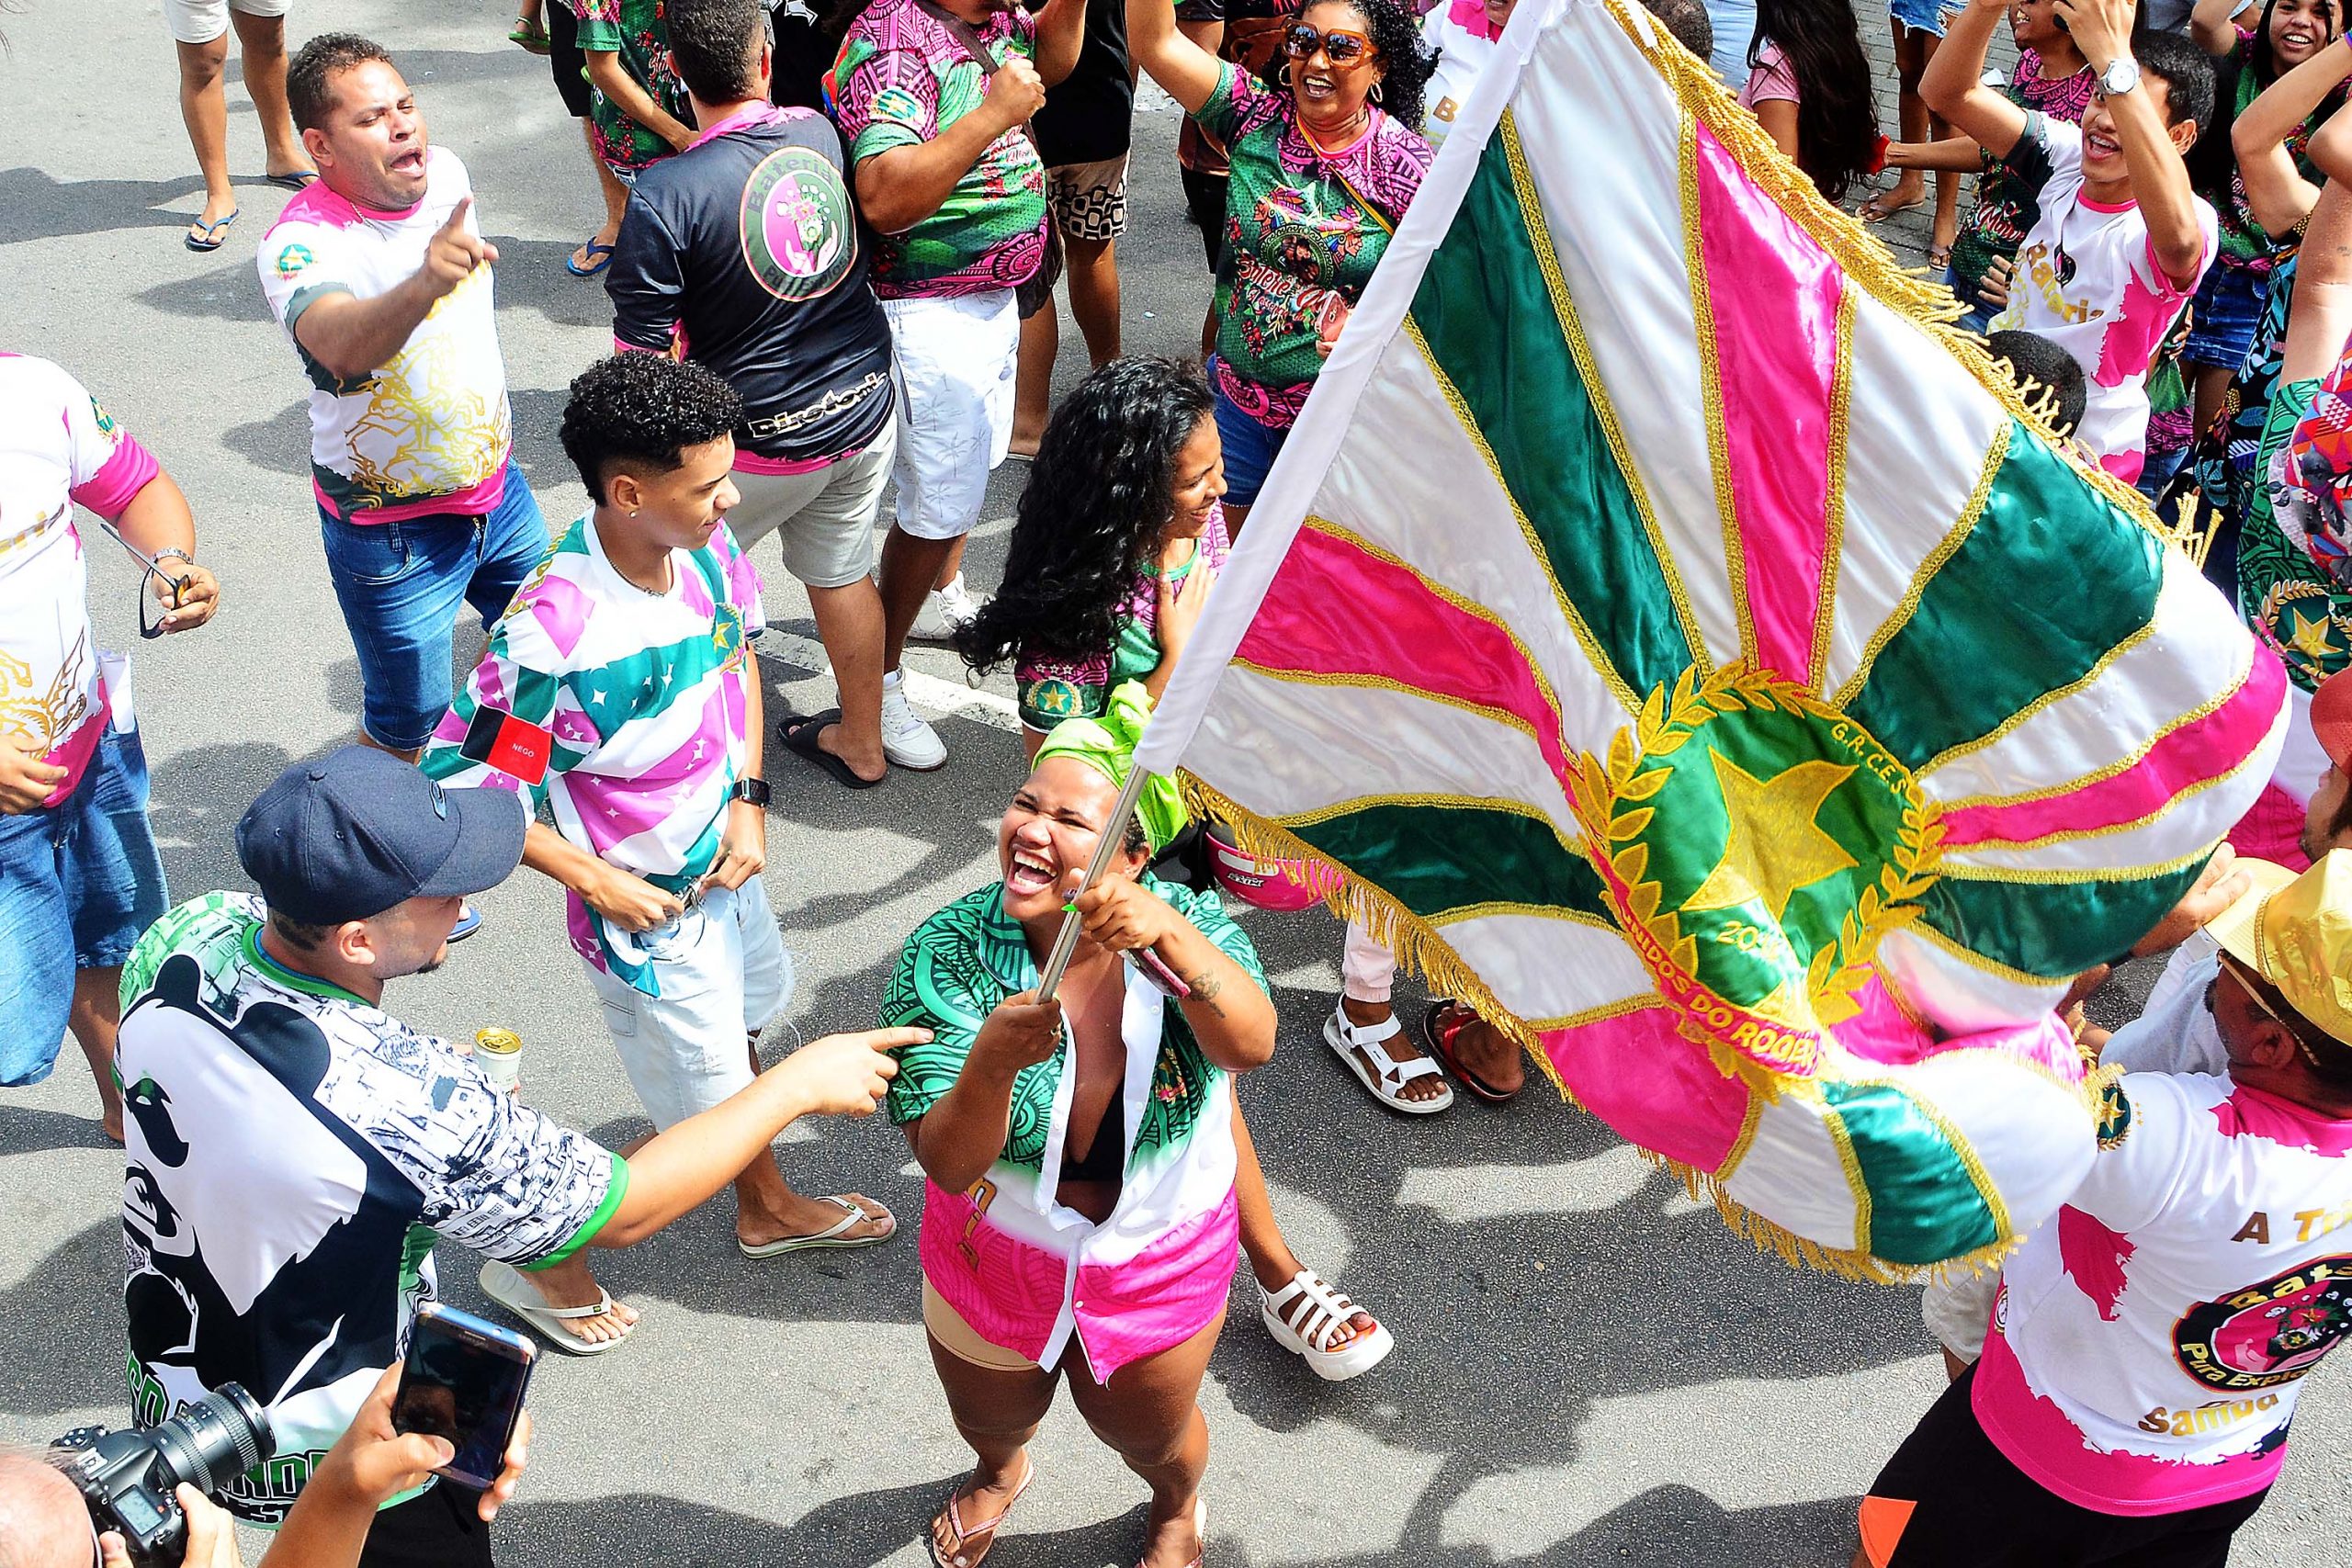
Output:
[{"xmin": 1283, "ymin": 22, "xmax": 1374, "ymax": 64}]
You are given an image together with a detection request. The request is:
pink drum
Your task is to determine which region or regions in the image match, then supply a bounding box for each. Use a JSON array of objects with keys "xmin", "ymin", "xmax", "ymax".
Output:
[{"xmin": 1205, "ymin": 822, "xmax": 1329, "ymax": 911}]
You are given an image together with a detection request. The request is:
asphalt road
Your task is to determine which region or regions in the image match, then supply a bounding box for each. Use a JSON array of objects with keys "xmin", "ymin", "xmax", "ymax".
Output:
[{"xmin": 0, "ymin": 3, "xmax": 2340, "ymax": 1564}]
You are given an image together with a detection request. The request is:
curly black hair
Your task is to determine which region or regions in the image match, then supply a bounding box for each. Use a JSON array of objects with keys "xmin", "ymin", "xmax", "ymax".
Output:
[
  {"xmin": 560, "ymin": 354, "xmax": 745, "ymax": 504},
  {"xmin": 1254, "ymin": 0, "xmax": 1439, "ymax": 135},
  {"xmin": 956, "ymin": 357, "xmax": 1216, "ymax": 676},
  {"xmin": 667, "ymin": 0, "xmax": 771, "ymax": 104}
]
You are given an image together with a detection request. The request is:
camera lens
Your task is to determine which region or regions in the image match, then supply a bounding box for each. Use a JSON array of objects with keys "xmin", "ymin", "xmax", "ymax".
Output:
[{"xmin": 147, "ymin": 1383, "xmax": 273, "ymax": 1496}]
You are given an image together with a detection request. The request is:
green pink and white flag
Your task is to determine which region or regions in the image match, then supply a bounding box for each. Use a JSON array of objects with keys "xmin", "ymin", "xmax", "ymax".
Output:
[{"xmin": 1137, "ymin": 0, "xmax": 2290, "ymax": 1276}]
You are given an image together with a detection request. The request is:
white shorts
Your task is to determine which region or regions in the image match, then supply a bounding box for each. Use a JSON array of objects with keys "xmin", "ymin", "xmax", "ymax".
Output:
[
  {"xmin": 164, "ymin": 0, "xmax": 289, "ymax": 45},
  {"xmin": 1920, "ymin": 1268, "xmax": 2001, "ymax": 1362},
  {"xmin": 583, "ymin": 878, "xmax": 794, "ymax": 1131},
  {"xmin": 881, "ymin": 288, "xmax": 1018, "ymax": 541}
]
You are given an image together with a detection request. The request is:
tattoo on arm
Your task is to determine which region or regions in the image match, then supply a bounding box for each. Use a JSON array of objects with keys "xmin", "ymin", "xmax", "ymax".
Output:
[{"xmin": 1186, "ymin": 971, "xmax": 1227, "ymax": 1018}]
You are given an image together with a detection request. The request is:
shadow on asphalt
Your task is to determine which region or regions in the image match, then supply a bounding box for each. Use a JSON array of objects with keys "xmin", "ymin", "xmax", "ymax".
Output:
[
  {"xmin": 0, "ymin": 1221, "xmax": 125, "ymax": 1419},
  {"xmin": 0, "ymin": 1105, "xmax": 115, "ymax": 1156},
  {"xmin": 0, "ymin": 167, "xmax": 209, "ymax": 245},
  {"xmin": 491, "ymin": 1483, "xmax": 1860, "ymax": 1567}
]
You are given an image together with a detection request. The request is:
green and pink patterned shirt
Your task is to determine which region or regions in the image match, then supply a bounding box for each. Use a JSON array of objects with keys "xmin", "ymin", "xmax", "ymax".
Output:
[
  {"xmin": 1195, "ymin": 62, "xmax": 1431, "ymax": 428},
  {"xmin": 825, "ymin": 0, "xmax": 1049, "ymax": 299},
  {"xmin": 421, "ymin": 511, "xmax": 766, "ymax": 995}
]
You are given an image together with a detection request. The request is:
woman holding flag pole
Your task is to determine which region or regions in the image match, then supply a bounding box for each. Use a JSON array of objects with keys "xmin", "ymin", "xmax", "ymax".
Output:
[{"xmin": 881, "ymin": 695, "xmax": 1273, "ymax": 1568}]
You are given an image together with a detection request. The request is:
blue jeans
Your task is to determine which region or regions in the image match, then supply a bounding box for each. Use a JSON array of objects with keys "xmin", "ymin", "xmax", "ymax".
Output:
[
  {"xmin": 1945, "ymin": 264, "xmax": 1996, "ymax": 337},
  {"xmin": 0, "ymin": 727, "xmax": 168, "ymax": 1086},
  {"xmin": 319, "ymin": 460, "xmax": 549, "ymax": 751},
  {"xmin": 1210, "ymin": 371, "xmax": 1290, "ymax": 510}
]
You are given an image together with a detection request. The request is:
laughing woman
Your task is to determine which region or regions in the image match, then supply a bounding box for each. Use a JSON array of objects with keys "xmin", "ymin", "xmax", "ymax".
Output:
[
  {"xmin": 1126, "ymin": 0, "xmax": 1435, "ymax": 533},
  {"xmin": 885, "ymin": 705, "xmax": 1272, "ymax": 1568}
]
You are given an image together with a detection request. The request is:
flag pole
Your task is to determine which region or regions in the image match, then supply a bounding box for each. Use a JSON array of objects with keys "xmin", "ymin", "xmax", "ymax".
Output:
[{"xmin": 1035, "ymin": 761, "xmax": 1150, "ymax": 1003}]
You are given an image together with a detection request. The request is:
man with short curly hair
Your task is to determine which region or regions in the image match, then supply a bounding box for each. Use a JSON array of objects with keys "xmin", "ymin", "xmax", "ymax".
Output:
[{"xmin": 422, "ymin": 353, "xmax": 899, "ymax": 1290}]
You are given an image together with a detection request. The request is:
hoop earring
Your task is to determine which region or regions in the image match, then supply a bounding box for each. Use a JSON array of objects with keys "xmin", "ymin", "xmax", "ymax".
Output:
[
  {"xmin": 1369, "ymin": 77, "xmax": 1385, "ymax": 105},
  {"xmin": 1278, "ymin": 61, "xmax": 1294, "ymax": 86}
]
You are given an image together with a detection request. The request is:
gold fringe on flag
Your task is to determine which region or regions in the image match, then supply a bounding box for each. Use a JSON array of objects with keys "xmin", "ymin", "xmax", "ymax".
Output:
[{"xmin": 1179, "ymin": 771, "xmax": 2063, "ymax": 1284}]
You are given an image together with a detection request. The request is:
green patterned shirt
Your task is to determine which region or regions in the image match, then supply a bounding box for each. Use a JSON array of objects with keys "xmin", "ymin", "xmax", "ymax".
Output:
[{"xmin": 880, "ymin": 875, "xmax": 1267, "ymax": 1173}]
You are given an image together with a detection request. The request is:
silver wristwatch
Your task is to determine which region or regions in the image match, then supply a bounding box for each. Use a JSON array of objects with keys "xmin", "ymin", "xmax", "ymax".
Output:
[{"xmin": 2098, "ymin": 56, "xmax": 2141, "ymax": 97}]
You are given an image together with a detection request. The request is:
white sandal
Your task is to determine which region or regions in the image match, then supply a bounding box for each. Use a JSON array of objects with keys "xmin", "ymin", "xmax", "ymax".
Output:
[
  {"xmin": 739, "ymin": 1193, "xmax": 897, "ymax": 1258},
  {"xmin": 1325, "ymin": 1004, "xmax": 1454, "ymax": 1114},
  {"xmin": 1260, "ymin": 1269, "xmax": 1396, "ymax": 1381},
  {"xmin": 478, "ymin": 1259, "xmax": 636, "ymax": 1357}
]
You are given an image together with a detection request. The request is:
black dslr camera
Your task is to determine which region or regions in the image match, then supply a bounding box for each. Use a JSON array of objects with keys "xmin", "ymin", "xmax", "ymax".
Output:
[{"xmin": 51, "ymin": 1384, "xmax": 273, "ymax": 1566}]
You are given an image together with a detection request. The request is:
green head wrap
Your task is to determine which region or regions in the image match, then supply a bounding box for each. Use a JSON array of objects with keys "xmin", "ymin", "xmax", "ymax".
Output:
[{"xmin": 1031, "ymin": 682, "xmax": 1190, "ymax": 855}]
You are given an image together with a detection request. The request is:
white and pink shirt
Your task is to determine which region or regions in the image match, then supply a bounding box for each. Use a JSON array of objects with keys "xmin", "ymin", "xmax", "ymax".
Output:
[
  {"xmin": 419, "ymin": 511, "xmax": 766, "ymax": 997},
  {"xmin": 1984, "ymin": 113, "xmax": 2218, "ymax": 484},
  {"xmin": 0, "ymin": 354, "xmax": 160, "ymax": 804},
  {"xmin": 256, "ymin": 147, "xmax": 514, "ymax": 523},
  {"xmin": 1421, "ymin": 0, "xmax": 1501, "ymax": 147},
  {"xmin": 1975, "ymin": 1061, "xmax": 2352, "ymax": 1515}
]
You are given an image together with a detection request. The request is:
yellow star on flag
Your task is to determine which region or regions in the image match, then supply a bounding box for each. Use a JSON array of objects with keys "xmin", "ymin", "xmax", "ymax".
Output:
[
  {"xmin": 2283, "ymin": 604, "xmax": 2338, "ymax": 662},
  {"xmin": 1684, "ymin": 750, "xmax": 1860, "ymax": 922}
]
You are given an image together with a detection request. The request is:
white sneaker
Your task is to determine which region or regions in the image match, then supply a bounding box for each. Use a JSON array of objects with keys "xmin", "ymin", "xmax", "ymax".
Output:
[
  {"xmin": 879, "ymin": 674, "xmax": 947, "ymax": 771},
  {"xmin": 910, "ymin": 573, "xmax": 987, "ymax": 642}
]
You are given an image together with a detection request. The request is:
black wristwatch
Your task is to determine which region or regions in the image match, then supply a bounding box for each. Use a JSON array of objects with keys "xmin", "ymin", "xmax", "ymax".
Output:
[{"xmin": 729, "ymin": 777, "xmax": 772, "ymax": 807}]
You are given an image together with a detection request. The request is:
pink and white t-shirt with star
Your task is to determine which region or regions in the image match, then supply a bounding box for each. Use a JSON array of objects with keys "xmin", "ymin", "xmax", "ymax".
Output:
[{"xmin": 0, "ymin": 354, "xmax": 161, "ymax": 804}]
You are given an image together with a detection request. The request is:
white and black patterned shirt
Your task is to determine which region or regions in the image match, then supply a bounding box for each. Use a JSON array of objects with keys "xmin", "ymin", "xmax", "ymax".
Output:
[{"xmin": 116, "ymin": 892, "xmax": 626, "ymax": 1523}]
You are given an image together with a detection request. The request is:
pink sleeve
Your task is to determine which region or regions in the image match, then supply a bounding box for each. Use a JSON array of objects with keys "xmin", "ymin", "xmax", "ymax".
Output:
[
  {"xmin": 1741, "ymin": 44, "xmax": 1800, "ymax": 107},
  {"xmin": 62, "ymin": 394, "xmax": 161, "ymax": 522}
]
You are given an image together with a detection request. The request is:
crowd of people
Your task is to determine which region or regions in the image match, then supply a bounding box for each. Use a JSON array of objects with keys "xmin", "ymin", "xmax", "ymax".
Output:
[{"xmin": 6, "ymin": 0, "xmax": 2352, "ymax": 1563}]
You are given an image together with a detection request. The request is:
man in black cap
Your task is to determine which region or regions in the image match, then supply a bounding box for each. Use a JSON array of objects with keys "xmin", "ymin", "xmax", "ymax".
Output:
[{"xmin": 112, "ymin": 745, "xmax": 918, "ymax": 1566}]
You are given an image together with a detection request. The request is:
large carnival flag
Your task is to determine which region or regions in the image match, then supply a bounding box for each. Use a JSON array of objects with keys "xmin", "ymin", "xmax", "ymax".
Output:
[{"xmin": 1137, "ymin": 0, "xmax": 2290, "ymax": 1277}]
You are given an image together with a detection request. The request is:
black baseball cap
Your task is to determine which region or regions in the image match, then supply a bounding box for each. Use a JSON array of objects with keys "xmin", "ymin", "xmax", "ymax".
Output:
[{"xmin": 236, "ymin": 746, "xmax": 527, "ymax": 925}]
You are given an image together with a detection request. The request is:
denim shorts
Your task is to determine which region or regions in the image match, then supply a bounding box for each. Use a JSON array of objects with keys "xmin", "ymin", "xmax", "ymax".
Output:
[
  {"xmin": 0, "ymin": 727, "xmax": 169, "ymax": 1086},
  {"xmin": 2184, "ymin": 264, "xmax": 2269, "ymax": 375},
  {"xmin": 319, "ymin": 459, "xmax": 550, "ymax": 752},
  {"xmin": 1211, "ymin": 370, "xmax": 1290, "ymax": 509},
  {"xmin": 1889, "ymin": 0, "xmax": 1957, "ymax": 33}
]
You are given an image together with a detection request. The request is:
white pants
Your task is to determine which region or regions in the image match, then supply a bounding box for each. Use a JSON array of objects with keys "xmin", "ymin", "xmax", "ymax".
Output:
[
  {"xmin": 583, "ymin": 879, "xmax": 793, "ymax": 1130},
  {"xmin": 881, "ymin": 288, "xmax": 1018, "ymax": 540},
  {"xmin": 1341, "ymin": 918, "xmax": 1395, "ymax": 1005}
]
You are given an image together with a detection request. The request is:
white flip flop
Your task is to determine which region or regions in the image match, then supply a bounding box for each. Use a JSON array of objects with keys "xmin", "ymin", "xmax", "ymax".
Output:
[
  {"xmin": 1261, "ymin": 1269, "xmax": 1396, "ymax": 1381},
  {"xmin": 739, "ymin": 1193, "xmax": 897, "ymax": 1258},
  {"xmin": 477, "ymin": 1258, "xmax": 635, "ymax": 1357},
  {"xmin": 1324, "ymin": 1005, "xmax": 1454, "ymax": 1114}
]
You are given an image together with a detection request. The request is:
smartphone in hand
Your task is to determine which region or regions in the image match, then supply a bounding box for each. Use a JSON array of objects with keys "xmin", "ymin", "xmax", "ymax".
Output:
[{"xmin": 394, "ymin": 1303, "xmax": 537, "ymax": 1491}]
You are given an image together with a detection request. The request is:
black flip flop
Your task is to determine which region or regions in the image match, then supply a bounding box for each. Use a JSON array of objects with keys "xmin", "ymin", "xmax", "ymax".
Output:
[
  {"xmin": 266, "ymin": 170, "xmax": 319, "ymax": 192},
  {"xmin": 1421, "ymin": 999, "xmax": 1522, "ymax": 1104},
  {"xmin": 780, "ymin": 708, "xmax": 884, "ymax": 790}
]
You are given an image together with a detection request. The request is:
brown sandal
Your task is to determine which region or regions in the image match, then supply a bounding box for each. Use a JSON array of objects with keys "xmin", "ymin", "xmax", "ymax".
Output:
[{"xmin": 1422, "ymin": 999, "xmax": 1523, "ymax": 1103}]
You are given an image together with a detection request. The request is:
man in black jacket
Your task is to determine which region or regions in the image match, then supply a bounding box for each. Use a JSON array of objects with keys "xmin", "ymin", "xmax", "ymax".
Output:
[{"xmin": 608, "ymin": 0, "xmax": 928, "ymax": 786}]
